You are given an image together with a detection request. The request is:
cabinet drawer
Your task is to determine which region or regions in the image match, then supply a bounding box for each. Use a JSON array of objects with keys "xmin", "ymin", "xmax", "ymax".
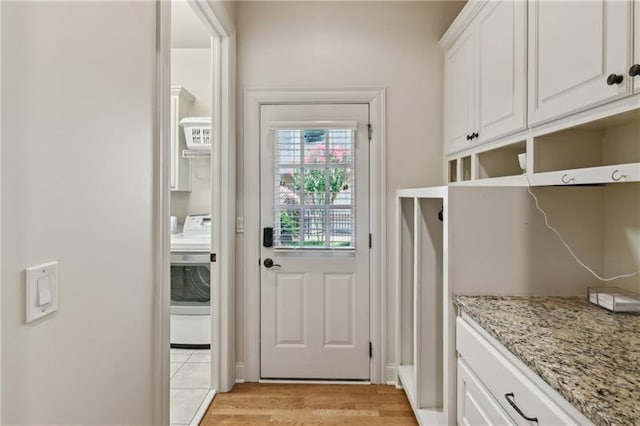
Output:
[
  {"xmin": 458, "ymin": 359, "xmax": 515, "ymax": 426},
  {"xmin": 457, "ymin": 317, "xmax": 579, "ymax": 425}
]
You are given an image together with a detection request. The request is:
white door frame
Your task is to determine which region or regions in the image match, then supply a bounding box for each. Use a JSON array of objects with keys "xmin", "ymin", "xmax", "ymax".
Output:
[
  {"xmin": 154, "ymin": 1, "xmax": 235, "ymax": 424},
  {"xmin": 242, "ymin": 89, "xmax": 387, "ymax": 384}
]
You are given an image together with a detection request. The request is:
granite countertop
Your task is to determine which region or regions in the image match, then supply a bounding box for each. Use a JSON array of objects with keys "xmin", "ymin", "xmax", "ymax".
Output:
[{"xmin": 455, "ymin": 296, "xmax": 640, "ymax": 426}]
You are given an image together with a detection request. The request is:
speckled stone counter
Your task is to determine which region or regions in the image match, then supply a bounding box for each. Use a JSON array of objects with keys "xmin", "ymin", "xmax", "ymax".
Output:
[{"xmin": 455, "ymin": 296, "xmax": 640, "ymax": 426}]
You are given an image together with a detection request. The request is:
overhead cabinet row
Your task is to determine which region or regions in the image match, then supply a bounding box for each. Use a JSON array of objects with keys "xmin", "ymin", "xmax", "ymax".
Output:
[{"xmin": 442, "ymin": 0, "xmax": 640, "ymax": 155}]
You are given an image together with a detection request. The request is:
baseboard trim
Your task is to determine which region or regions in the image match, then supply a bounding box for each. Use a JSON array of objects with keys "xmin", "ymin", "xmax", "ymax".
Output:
[
  {"xmin": 189, "ymin": 389, "xmax": 215, "ymax": 426},
  {"xmin": 385, "ymin": 363, "xmax": 398, "ymax": 386},
  {"xmin": 235, "ymin": 362, "xmax": 246, "ymax": 382}
]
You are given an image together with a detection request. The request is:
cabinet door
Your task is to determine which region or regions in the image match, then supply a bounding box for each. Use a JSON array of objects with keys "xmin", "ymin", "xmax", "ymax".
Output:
[
  {"xmin": 170, "ymin": 91, "xmax": 192, "ymax": 192},
  {"xmin": 634, "ymin": 0, "xmax": 640, "ymax": 92},
  {"xmin": 529, "ymin": 0, "xmax": 632, "ymax": 125},
  {"xmin": 444, "ymin": 28, "xmax": 476, "ymax": 155},
  {"xmin": 477, "ymin": 0, "xmax": 527, "ymax": 143},
  {"xmin": 458, "ymin": 360, "xmax": 515, "ymax": 426},
  {"xmin": 170, "ymin": 95, "xmax": 179, "ymax": 191}
]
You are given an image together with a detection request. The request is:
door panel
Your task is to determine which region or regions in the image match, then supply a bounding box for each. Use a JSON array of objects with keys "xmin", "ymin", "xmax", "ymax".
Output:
[
  {"xmin": 477, "ymin": 0, "xmax": 527, "ymax": 142},
  {"xmin": 260, "ymin": 104, "xmax": 370, "ymax": 380},
  {"xmin": 529, "ymin": 0, "xmax": 632, "ymax": 124},
  {"xmin": 323, "ymin": 273, "xmax": 354, "ymax": 346},
  {"xmin": 275, "ymin": 273, "xmax": 306, "ymax": 346},
  {"xmin": 445, "ymin": 28, "xmax": 476, "ymax": 154}
]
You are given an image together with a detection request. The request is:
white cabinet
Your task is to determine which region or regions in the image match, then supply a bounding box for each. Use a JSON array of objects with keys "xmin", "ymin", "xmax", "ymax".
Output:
[
  {"xmin": 444, "ymin": 28, "xmax": 476, "ymax": 155},
  {"xmin": 528, "ymin": 0, "xmax": 633, "ymax": 125},
  {"xmin": 633, "ymin": 0, "xmax": 640, "ymax": 93},
  {"xmin": 458, "ymin": 360, "xmax": 515, "ymax": 426},
  {"xmin": 456, "ymin": 316, "xmax": 592, "ymax": 426},
  {"xmin": 476, "ymin": 1, "xmax": 527, "ymax": 144},
  {"xmin": 443, "ymin": 0, "xmax": 527, "ymax": 155},
  {"xmin": 170, "ymin": 86, "xmax": 194, "ymax": 191}
]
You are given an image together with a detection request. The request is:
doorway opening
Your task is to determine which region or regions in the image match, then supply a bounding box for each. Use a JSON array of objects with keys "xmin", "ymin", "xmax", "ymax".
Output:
[
  {"xmin": 242, "ymin": 89, "xmax": 387, "ymax": 384},
  {"xmin": 168, "ymin": 1, "xmax": 213, "ymax": 423},
  {"xmin": 157, "ymin": 0, "xmax": 235, "ymax": 425}
]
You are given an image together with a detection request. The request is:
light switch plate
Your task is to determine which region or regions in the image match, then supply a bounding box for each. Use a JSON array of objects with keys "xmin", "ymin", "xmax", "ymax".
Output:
[{"xmin": 26, "ymin": 261, "xmax": 59, "ymax": 323}]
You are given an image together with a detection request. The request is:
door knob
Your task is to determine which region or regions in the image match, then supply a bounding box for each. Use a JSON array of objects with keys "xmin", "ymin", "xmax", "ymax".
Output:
[
  {"xmin": 629, "ymin": 64, "xmax": 640, "ymax": 77},
  {"xmin": 263, "ymin": 258, "xmax": 281, "ymax": 268},
  {"xmin": 606, "ymin": 73, "xmax": 624, "ymax": 85}
]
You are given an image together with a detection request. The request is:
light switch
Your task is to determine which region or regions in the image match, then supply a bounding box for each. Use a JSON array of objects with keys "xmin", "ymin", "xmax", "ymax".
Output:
[
  {"xmin": 26, "ymin": 261, "xmax": 59, "ymax": 323},
  {"xmin": 37, "ymin": 276, "xmax": 52, "ymax": 306}
]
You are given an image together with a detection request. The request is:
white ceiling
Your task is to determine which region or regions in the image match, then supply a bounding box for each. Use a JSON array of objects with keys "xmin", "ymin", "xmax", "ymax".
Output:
[{"xmin": 171, "ymin": 0, "xmax": 211, "ymax": 49}]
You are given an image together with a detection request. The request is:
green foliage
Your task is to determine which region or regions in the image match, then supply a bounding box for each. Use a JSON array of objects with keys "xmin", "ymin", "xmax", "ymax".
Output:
[{"xmin": 279, "ymin": 210, "xmax": 299, "ymax": 238}]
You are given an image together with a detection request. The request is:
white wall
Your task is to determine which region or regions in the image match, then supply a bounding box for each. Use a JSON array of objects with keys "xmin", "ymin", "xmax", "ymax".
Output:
[
  {"xmin": 171, "ymin": 48, "xmax": 212, "ymax": 224},
  {"xmin": 2, "ymin": 2, "xmax": 158, "ymax": 423},
  {"xmin": 604, "ymin": 183, "xmax": 640, "ymax": 292},
  {"xmin": 234, "ymin": 1, "xmax": 464, "ymax": 381}
]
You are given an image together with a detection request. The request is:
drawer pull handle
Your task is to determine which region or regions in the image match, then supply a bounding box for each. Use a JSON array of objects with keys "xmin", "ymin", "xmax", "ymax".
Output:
[{"xmin": 504, "ymin": 393, "xmax": 538, "ymax": 423}]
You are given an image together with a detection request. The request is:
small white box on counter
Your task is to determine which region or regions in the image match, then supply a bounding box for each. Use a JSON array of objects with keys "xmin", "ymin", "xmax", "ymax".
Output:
[{"xmin": 588, "ymin": 287, "xmax": 640, "ymax": 313}]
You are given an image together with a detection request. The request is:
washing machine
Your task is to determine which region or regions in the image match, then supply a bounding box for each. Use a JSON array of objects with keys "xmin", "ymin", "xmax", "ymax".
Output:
[{"xmin": 170, "ymin": 214, "xmax": 211, "ymax": 348}]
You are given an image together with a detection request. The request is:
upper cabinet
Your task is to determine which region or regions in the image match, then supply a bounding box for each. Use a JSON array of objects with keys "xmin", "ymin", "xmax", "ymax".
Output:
[
  {"xmin": 443, "ymin": 0, "xmax": 527, "ymax": 155},
  {"xmin": 634, "ymin": 0, "xmax": 640, "ymax": 93},
  {"xmin": 444, "ymin": 29, "xmax": 476, "ymax": 155},
  {"xmin": 171, "ymin": 86, "xmax": 194, "ymax": 192},
  {"xmin": 528, "ymin": 0, "xmax": 633, "ymax": 125},
  {"xmin": 442, "ymin": 0, "xmax": 640, "ymax": 187}
]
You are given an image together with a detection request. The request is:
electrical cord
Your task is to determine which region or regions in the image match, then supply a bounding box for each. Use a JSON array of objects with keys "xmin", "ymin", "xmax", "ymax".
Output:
[{"xmin": 525, "ymin": 175, "xmax": 640, "ymax": 282}]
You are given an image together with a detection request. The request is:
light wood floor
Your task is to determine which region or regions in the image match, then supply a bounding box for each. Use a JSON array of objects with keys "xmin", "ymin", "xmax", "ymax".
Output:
[{"xmin": 200, "ymin": 383, "xmax": 418, "ymax": 425}]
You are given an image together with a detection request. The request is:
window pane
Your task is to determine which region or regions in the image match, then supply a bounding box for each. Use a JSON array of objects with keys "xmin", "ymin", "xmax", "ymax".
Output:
[
  {"xmin": 273, "ymin": 127, "xmax": 355, "ymax": 249},
  {"xmin": 303, "ymin": 208, "xmax": 326, "ymax": 247},
  {"xmin": 275, "ymin": 130, "xmax": 302, "ymax": 165},
  {"xmin": 329, "ymin": 208, "xmax": 353, "ymax": 248},
  {"xmin": 303, "ymin": 168, "xmax": 327, "ymax": 205},
  {"xmin": 277, "ymin": 209, "xmax": 300, "ymax": 247}
]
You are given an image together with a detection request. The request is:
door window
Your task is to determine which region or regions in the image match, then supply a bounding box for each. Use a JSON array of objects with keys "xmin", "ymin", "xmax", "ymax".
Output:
[{"xmin": 273, "ymin": 128, "xmax": 355, "ymax": 249}]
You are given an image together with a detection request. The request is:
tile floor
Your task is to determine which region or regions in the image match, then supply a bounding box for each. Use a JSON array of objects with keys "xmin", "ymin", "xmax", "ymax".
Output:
[{"xmin": 170, "ymin": 348, "xmax": 211, "ymax": 426}]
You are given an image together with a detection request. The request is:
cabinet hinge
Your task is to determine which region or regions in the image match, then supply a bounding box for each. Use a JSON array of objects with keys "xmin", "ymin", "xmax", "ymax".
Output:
[
  {"xmin": 367, "ymin": 123, "xmax": 372, "ymax": 141},
  {"xmin": 369, "ymin": 341, "xmax": 373, "ymax": 358},
  {"xmin": 210, "ymin": 253, "xmax": 217, "ymax": 262},
  {"xmin": 369, "ymin": 233, "xmax": 372, "ymax": 249}
]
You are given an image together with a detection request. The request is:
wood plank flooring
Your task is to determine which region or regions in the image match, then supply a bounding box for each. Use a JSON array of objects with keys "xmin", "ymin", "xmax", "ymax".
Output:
[{"xmin": 200, "ymin": 383, "xmax": 418, "ymax": 425}]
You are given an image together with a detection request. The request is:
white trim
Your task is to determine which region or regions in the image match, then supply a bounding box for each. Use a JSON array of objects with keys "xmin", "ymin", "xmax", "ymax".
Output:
[
  {"xmin": 153, "ymin": 2, "xmax": 171, "ymax": 424},
  {"xmin": 438, "ymin": 0, "xmax": 486, "ymax": 49},
  {"xmin": 0, "ymin": 0, "xmax": 3, "ymax": 420},
  {"xmin": 269, "ymin": 120, "xmax": 358, "ymax": 130},
  {"xmin": 259, "ymin": 380, "xmax": 372, "ymax": 385},
  {"xmin": 189, "ymin": 389, "xmax": 216, "ymax": 426},
  {"xmin": 187, "ymin": 0, "xmax": 236, "ymax": 394},
  {"xmin": 154, "ymin": 1, "xmax": 236, "ymax": 423},
  {"xmin": 242, "ymin": 88, "xmax": 387, "ymax": 383}
]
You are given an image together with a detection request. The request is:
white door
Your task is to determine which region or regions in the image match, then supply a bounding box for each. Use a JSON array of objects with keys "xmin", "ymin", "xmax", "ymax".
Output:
[
  {"xmin": 260, "ymin": 104, "xmax": 370, "ymax": 380},
  {"xmin": 476, "ymin": 0, "xmax": 527, "ymax": 143},
  {"xmin": 528, "ymin": 0, "xmax": 632, "ymax": 125},
  {"xmin": 444, "ymin": 27, "xmax": 477, "ymax": 155}
]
